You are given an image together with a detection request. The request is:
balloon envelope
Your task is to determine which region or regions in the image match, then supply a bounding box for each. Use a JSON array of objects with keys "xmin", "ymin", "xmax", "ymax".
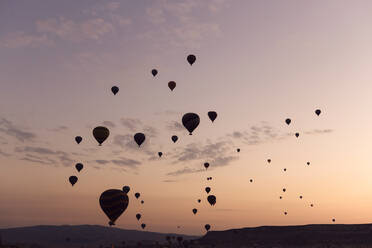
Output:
[
  {"xmin": 141, "ymin": 223, "xmax": 146, "ymax": 229},
  {"xmin": 93, "ymin": 126, "xmax": 110, "ymax": 146},
  {"xmin": 168, "ymin": 81, "xmax": 176, "ymax": 91},
  {"xmin": 111, "ymin": 86, "xmax": 119, "ymax": 95},
  {"xmin": 285, "ymin": 118, "xmax": 291, "ymax": 125},
  {"xmin": 135, "ymin": 192, "xmax": 140, "ymax": 199},
  {"xmin": 205, "ymin": 224, "xmax": 211, "ymax": 231},
  {"xmin": 122, "ymin": 186, "xmax": 130, "ymax": 193},
  {"xmin": 315, "ymin": 109, "xmax": 321, "ymax": 116},
  {"xmin": 75, "ymin": 163, "xmax": 83, "ymax": 172},
  {"xmin": 295, "ymin": 133, "xmax": 299, "ymax": 138},
  {"xmin": 136, "ymin": 213, "xmax": 141, "ymax": 220},
  {"xmin": 204, "ymin": 162, "xmax": 209, "ymax": 170},
  {"xmin": 158, "ymin": 152, "xmax": 163, "ymax": 157},
  {"xmin": 192, "ymin": 208, "xmax": 197, "ymax": 215},
  {"xmin": 187, "ymin": 54, "xmax": 196, "ymax": 65},
  {"xmin": 134, "ymin": 133, "xmax": 146, "ymax": 147},
  {"xmin": 99, "ymin": 189, "xmax": 129, "ymax": 225},
  {"xmin": 205, "ymin": 187, "xmax": 211, "ymax": 194},
  {"xmin": 171, "ymin": 135, "xmax": 178, "ymax": 143},
  {"xmin": 182, "ymin": 113, "xmax": 200, "ymax": 135},
  {"xmin": 207, "ymin": 195, "xmax": 216, "ymax": 206},
  {"xmin": 151, "ymin": 69, "xmax": 158, "ymax": 77},
  {"xmin": 75, "ymin": 136, "xmax": 82, "ymax": 144},
  {"xmin": 207, "ymin": 111, "xmax": 217, "ymax": 122},
  {"xmin": 69, "ymin": 176, "xmax": 78, "ymax": 186}
]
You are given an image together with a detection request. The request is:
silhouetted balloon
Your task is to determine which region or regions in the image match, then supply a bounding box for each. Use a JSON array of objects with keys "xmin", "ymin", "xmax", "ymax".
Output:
[
  {"xmin": 136, "ymin": 213, "xmax": 141, "ymax": 220},
  {"xmin": 151, "ymin": 69, "xmax": 158, "ymax": 77},
  {"xmin": 315, "ymin": 109, "xmax": 321, "ymax": 116},
  {"xmin": 171, "ymin": 135, "xmax": 178, "ymax": 143},
  {"xmin": 93, "ymin": 126, "xmax": 110, "ymax": 146},
  {"xmin": 310, "ymin": 204, "xmax": 314, "ymax": 207},
  {"xmin": 285, "ymin": 118, "xmax": 291, "ymax": 125},
  {"xmin": 204, "ymin": 162, "xmax": 209, "ymax": 170},
  {"xmin": 283, "ymin": 168, "xmax": 287, "ymax": 172},
  {"xmin": 141, "ymin": 200, "xmax": 144, "ymax": 204},
  {"xmin": 99, "ymin": 189, "xmax": 129, "ymax": 225},
  {"xmin": 284, "ymin": 212, "xmax": 288, "ymax": 215},
  {"xmin": 299, "ymin": 195, "xmax": 303, "ymax": 199},
  {"xmin": 307, "ymin": 162, "xmax": 310, "ymax": 165},
  {"xmin": 135, "ymin": 192, "xmax": 140, "ymax": 199},
  {"xmin": 75, "ymin": 163, "xmax": 83, "ymax": 172},
  {"xmin": 75, "ymin": 136, "xmax": 82, "ymax": 144},
  {"xmin": 197, "ymin": 199, "xmax": 201, "ymax": 203},
  {"xmin": 205, "ymin": 187, "xmax": 211, "ymax": 194},
  {"xmin": 168, "ymin": 81, "xmax": 176, "ymax": 91},
  {"xmin": 187, "ymin": 54, "xmax": 196, "ymax": 65},
  {"xmin": 122, "ymin": 186, "xmax": 130, "ymax": 193},
  {"xmin": 283, "ymin": 188, "xmax": 286, "ymax": 192},
  {"xmin": 182, "ymin": 113, "xmax": 200, "ymax": 135},
  {"xmin": 134, "ymin": 133, "xmax": 145, "ymax": 147},
  {"xmin": 205, "ymin": 224, "xmax": 211, "ymax": 231},
  {"xmin": 111, "ymin": 86, "xmax": 119, "ymax": 95},
  {"xmin": 332, "ymin": 218, "xmax": 335, "ymax": 222},
  {"xmin": 141, "ymin": 223, "xmax": 146, "ymax": 229},
  {"xmin": 237, "ymin": 148, "xmax": 240, "ymax": 152},
  {"xmin": 158, "ymin": 152, "xmax": 162, "ymax": 157},
  {"xmin": 295, "ymin": 132, "xmax": 299, "ymax": 138},
  {"xmin": 279, "ymin": 196, "xmax": 282, "ymax": 199},
  {"xmin": 207, "ymin": 195, "xmax": 216, "ymax": 206},
  {"xmin": 208, "ymin": 111, "xmax": 217, "ymax": 122},
  {"xmin": 267, "ymin": 159, "xmax": 271, "ymax": 163},
  {"xmin": 192, "ymin": 208, "xmax": 197, "ymax": 215},
  {"xmin": 69, "ymin": 176, "xmax": 78, "ymax": 186},
  {"xmin": 250, "ymin": 179, "xmax": 253, "ymax": 183}
]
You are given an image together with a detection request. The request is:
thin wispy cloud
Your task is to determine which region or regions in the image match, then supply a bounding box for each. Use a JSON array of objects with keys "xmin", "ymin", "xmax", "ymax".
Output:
[{"xmin": 0, "ymin": 118, "xmax": 36, "ymax": 142}]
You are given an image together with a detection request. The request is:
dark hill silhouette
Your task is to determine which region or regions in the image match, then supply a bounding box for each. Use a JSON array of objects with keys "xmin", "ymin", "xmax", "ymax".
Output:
[
  {"xmin": 0, "ymin": 225, "xmax": 197, "ymax": 248},
  {"xmin": 198, "ymin": 224, "xmax": 372, "ymax": 247}
]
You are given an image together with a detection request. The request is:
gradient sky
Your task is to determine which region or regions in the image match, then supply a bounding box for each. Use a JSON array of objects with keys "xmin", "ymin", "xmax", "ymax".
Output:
[{"xmin": 1, "ymin": 0, "xmax": 372, "ymax": 236}]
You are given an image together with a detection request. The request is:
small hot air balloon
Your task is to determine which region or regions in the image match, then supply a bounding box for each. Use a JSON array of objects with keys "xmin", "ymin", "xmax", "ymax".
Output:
[
  {"xmin": 295, "ymin": 132, "xmax": 299, "ymax": 138},
  {"xmin": 151, "ymin": 69, "xmax": 158, "ymax": 77},
  {"xmin": 332, "ymin": 218, "xmax": 335, "ymax": 222},
  {"xmin": 299, "ymin": 195, "xmax": 303, "ymax": 199},
  {"xmin": 187, "ymin": 54, "xmax": 196, "ymax": 65},
  {"xmin": 192, "ymin": 208, "xmax": 197, "ymax": 215},
  {"xmin": 197, "ymin": 199, "xmax": 201, "ymax": 203},
  {"xmin": 237, "ymin": 148, "xmax": 240, "ymax": 152},
  {"xmin": 207, "ymin": 195, "xmax": 216, "ymax": 206},
  {"xmin": 307, "ymin": 162, "xmax": 310, "ymax": 165},
  {"xmin": 315, "ymin": 109, "xmax": 321, "ymax": 116},
  {"xmin": 205, "ymin": 187, "xmax": 211, "ymax": 194},
  {"xmin": 182, "ymin": 113, "xmax": 200, "ymax": 135},
  {"xmin": 136, "ymin": 213, "xmax": 141, "ymax": 221},
  {"xmin": 204, "ymin": 162, "xmax": 209, "ymax": 170},
  {"xmin": 205, "ymin": 224, "xmax": 211, "ymax": 231},
  {"xmin": 267, "ymin": 159, "xmax": 271, "ymax": 163},
  {"xmin": 135, "ymin": 192, "xmax": 140, "ymax": 199},
  {"xmin": 69, "ymin": 176, "xmax": 78, "ymax": 186},
  {"xmin": 250, "ymin": 179, "xmax": 253, "ymax": 183},
  {"xmin": 111, "ymin": 86, "xmax": 119, "ymax": 95},
  {"xmin": 279, "ymin": 196, "xmax": 282, "ymax": 199},
  {"xmin": 75, "ymin": 136, "xmax": 82, "ymax": 144},
  {"xmin": 208, "ymin": 111, "xmax": 217, "ymax": 122},
  {"xmin": 141, "ymin": 200, "xmax": 144, "ymax": 204},
  {"xmin": 283, "ymin": 168, "xmax": 287, "ymax": 172},
  {"xmin": 93, "ymin": 126, "xmax": 110, "ymax": 146},
  {"xmin": 158, "ymin": 152, "xmax": 163, "ymax": 158},
  {"xmin": 141, "ymin": 223, "xmax": 146, "ymax": 229},
  {"xmin": 122, "ymin": 186, "xmax": 130, "ymax": 193},
  {"xmin": 310, "ymin": 204, "xmax": 314, "ymax": 207},
  {"xmin": 134, "ymin": 133, "xmax": 145, "ymax": 147},
  {"xmin": 99, "ymin": 189, "xmax": 129, "ymax": 225},
  {"xmin": 75, "ymin": 163, "xmax": 83, "ymax": 172},
  {"xmin": 171, "ymin": 135, "xmax": 178, "ymax": 143},
  {"xmin": 283, "ymin": 188, "xmax": 286, "ymax": 192},
  {"xmin": 168, "ymin": 81, "xmax": 176, "ymax": 91},
  {"xmin": 284, "ymin": 212, "xmax": 288, "ymax": 215},
  {"xmin": 285, "ymin": 118, "xmax": 291, "ymax": 125}
]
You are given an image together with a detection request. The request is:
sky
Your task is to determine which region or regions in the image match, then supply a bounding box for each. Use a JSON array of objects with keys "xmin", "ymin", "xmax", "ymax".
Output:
[{"xmin": 1, "ymin": 0, "xmax": 372, "ymax": 236}]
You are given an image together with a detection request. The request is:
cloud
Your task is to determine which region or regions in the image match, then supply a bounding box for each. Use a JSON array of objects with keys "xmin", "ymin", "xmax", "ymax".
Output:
[
  {"xmin": 113, "ymin": 134, "xmax": 135, "ymax": 149},
  {"xmin": 0, "ymin": 32, "xmax": 53, "ymax": 48},
  {"xmin": 0, "ymin": 149, "xmax": 11, "ymax": 157},
  {"xmin": 120, "ymin": 118, "xmax": 143, "ymax": 131},
  {"xmin": 111, "ymin": 158, "xmax": 141, "ymax": 169},
  {"xmin": 166, "ymin": 121, "xmax": 184, "ymax": 132},
  {"xmin": 102, "ymin": 121, "xmax": 116, "ymax": 128},
  {"xmin": 49, "ymin": 126, "xmax": 69, "ymax": 132},
  {"xmin": 15, "ymin": 146, "xmax": 74, "ymax": 167},
  {"xmin": 0, "ymin": 118, "xmax": 36, "ymax": 142},
  {"xmin": 162, "ymin": 179, "xmax": 178, "ymax": 183},
  {"xmin": 95, "ymin": 160, "xmax": 110, "ymax": 165},
  {"xmin": 166, "ymin": 167, "xmax": 204, "ymax": 176},
  {"xmin": 227, "ymin": 123, "xmax": 282, "ymax": 145},
  {"xmin": 304, "ymin": 129, "xmax": 334, "ymax": 135}
]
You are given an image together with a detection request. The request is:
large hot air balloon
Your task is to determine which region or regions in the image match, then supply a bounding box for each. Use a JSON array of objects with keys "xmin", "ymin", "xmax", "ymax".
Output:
[
  {"xmin": 207, "ymin": 195, "xmax": 216, "ymax": 206},
  {"xmin": 192, "ymin": 208, "xmax": 197, "ymax": 215},
  {"xmin": 182, "ymin": 113, "xmax": 200, "ymax": 135},
  {"xmin": 93, "ymin": 126, "xmax": 110, "ymax": 146},
  {"xmin": 141, "ymin": 223, "xmax": 146, "ymax": 229},
  {"xmin": 168, "ymin": 81, "xmax": 176, "ymax": 91},
  {"xmin": 158, "ymin": 152, "xmax": 163, "ymax": 158},
  {"xmin": 136, "ymin": 213, "xmax": 141, "ymax": 220},
  {"xmin": 208, "ymin": 111, "xmax": 217, "ymax": 122},
  {"xmin": 75, "ymin": 163, "xmax": 83, "ymax": 172},
  {"xmin": 111, "ymin": 86, "xmax": 119, "ymax": 95},
  {"xmin": 134, "ymin": 133, "xmax": 145, "ymax": 147},
  {"xmin": 75, "ymin": 136, "xmax": 82, "ymax": 144},
  {"xmin": 69, "ymin": 176, "xmax": 78, "ymax": 186},
  {"xmin": 187, "ymin": 54, "xmax": 196, "ymax": 66},
  {"xmin": 171, "ymin": 135, "xmax": 178, "ymax": 143},
  {"xmin": 315, "ymin": 109, "xmax": 321, "ymax": 116},
  {"xmin": 122, "ymin": 186, "xmax": 130, "ymax": 193},
  {"xmin": 99, "ymin": 189, "xmax": 129, "ymax": 225},
  {"xmin": 285, "ymin": 118, "xmax": 291, "ymax": 125},
  {"xmin": 205, "ymin": 187, "xmax": 211, "ymax": 194},
  {"xmin": 205, "ymin": 224, "xmax": 211, "ymax": 231},
  {"xmin": 204, "ymin": 162, "xmax": 209, "ymax": 170},
  {"xmin": 151, "ymin": 69, "xmax": 158, "ymax": 77},
  {"xmin": 135, "ymin": 192, "xmax": 140, "ymax": 199}
]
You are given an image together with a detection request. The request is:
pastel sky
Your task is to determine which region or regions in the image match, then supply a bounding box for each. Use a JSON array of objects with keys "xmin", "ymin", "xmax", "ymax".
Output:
[{"xmin": 1, "ymin": 0, "xmax": 372, "ymax": 235}]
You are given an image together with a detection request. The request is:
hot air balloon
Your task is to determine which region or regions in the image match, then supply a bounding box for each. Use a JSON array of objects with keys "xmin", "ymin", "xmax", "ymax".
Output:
[
  {"xmin": 151, "ymin": 69, "xmax": 158, "ymax": 77},
  {"xmin": 75, "ymin": 163, "xmax": 83, "ymax": 172},
  {"xmin": 283, "ymin": 188, "xmax": 286, "ymax": 192},
  {"xmin": 141, "ymin": 200, "xmax": 144, "ymax": 204},
  {"xmin": 122, "ymin": 186, "xmax": 130, "ymax": 193},
  {"xmin": 299, "ymin": 195, "xmax": 303, "ymax": 199},
  {"xmin": 111, "ymin": 86, "xmax": 119, "ymax": 95},
  {"xmin": 75, "ymin": 136, "xmax": 82, "ymax": 144},
  {"xmin": 284, "ymin": 212, "xmax": 288, "ymax": 215},
  {"xmin": 283, "ymin": 168, "xmax": 287, "ymax": 172},
  {"xmin": 134, "ymin": 133, "xmax": 145, "ymax": 147},
  {"xmin": 93, "ymin": 126, "xmax": 110, "ymax": 146},
  {"xmin": 307, "ymin": 162, "xmax": 310, "ymax": 165},
  {"xmin": 267, "ymin": 159, "xmax": 271, "ymax": 163},
  {"xmin": 135, "ymin": 192, "xmax": 140, "ymax": 199},
  {"xmin": 187, "ymin": 54, "xmax": 196, "ymax": 65},
  {"xmin": 279, "ymin": 196, "xmax": 282, "ymax": 199},
  {"xmin": 205, "ymin": 187, "xmax": 211, "ymax": 194},
  {"xmin": 250, "ymin": 179, "xmax": 253, "ymax": 183},
  {"xmin": 171, "ymin": 135, "xmax": 178, "ymax": 143},
  {"xmin": 158, "ymin": 152, "xmax": 163, "ymax": 158},
  {"xmin": 332, "ymin": 218, "xmax": 335, "ymax": 222},
  {"xmin": 192, "ymin": 208, "xmax": 197, "ymax": 215},
  {"xmin": 237, "ymin": 148, "xmax": 240, "ymax": 152},
  {"xmin": 197, "ymin": 199, "xmax": 201, "ymax": 203},
  {"xmin": 182, "ymin": 113, "xmax": 200, "ymax": 135},
  {"xmin": 168, "ymin": 81, "xmax": 176, "ymax": 91},
  {"xmin": 204, "ymin": 162, "xmax": 209, "ymax": 170},
  {"xmin": 310, "ymin": 204, "xmax": 314, "ymax": 207},
  {"xmin": 99, "ymin": 189, "xmax": 129, "ymax": 225},
  {"xmin": 315, "ymin": 109, "xmax": 321, "ymax": 116},
  {"xmin": 136, "ymin": 213, "xmax": 141, "ymax": 221},
  {"xmin": 207, "ymin": 195, "xmax": 216, "ymax": 206},
  {"xmin": 205, "ymin": 224, "xmax": 211, "ymax": 231},
  {"xmin": 285, "ymin": 118, "xmax": 291, "ymax": 125},
  {"xmin": 208, "ymin": 111, "xmax": 217, "ymax": 122},
  {"xmin": 69, "ymin": 176, "xmax": 78, "ymax": 186},
  {"xmin": 295, "ymin": 132, "xmax": 299, "ymax": 138},
  {"xmin": 141, "ymin": 223, "xmax": 146, "ymax": 229}
]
